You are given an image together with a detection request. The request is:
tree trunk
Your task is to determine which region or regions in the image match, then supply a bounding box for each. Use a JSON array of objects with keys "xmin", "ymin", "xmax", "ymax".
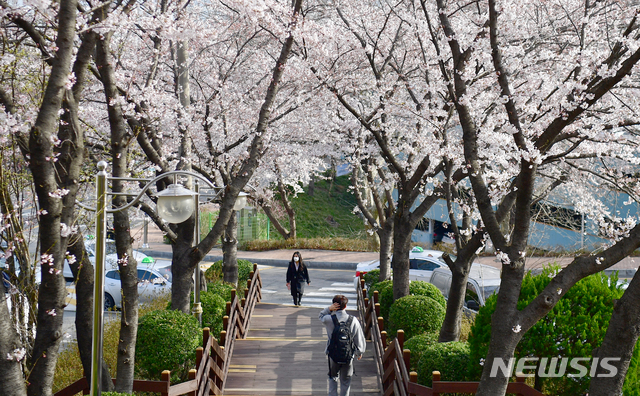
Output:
[
  {"xmin": 0, "ymin": 280, "xmax": 27, "ymax": 396},
  {"xmin": 308, "ymin": 175, "xmax": 315, "ymax": 196},
  {"xmin": 438, "ymin": 264, "xmax": 470, "ymax": 342},
  {"xmin": 27, "ymin": 2, "xmax": 79, "ymax": 395},
  {"xmin": 259, "ymin": 203, "xmax": 291, "ymax": 239},
  {"xmin": 391, "ymin": 219, "xmax": 413, "ymax": 300},
  {"xmin": 223, "ymin": 211, "xmax": 239, "ymax": 285},
  {"xmin": 378, "ymin": 220, "xmax": 393, "ymax": 282},
  {"xmin": 96, "ymin": 32, "xmax": 139, "ymax": 393},
  {"xmin": 171, "ymin": 219, "xmax": 197, "ymax": 313},
  {"xmin": 67, "ymin": 238, "xmax": 113, "ymax": 391},
  {"xmin": 588, "ymin": 273, "xmax": 640, "ymax": 395},
  {"xmin": 475, "ymin": 263, "xmax": 526, "ymax": 396}
]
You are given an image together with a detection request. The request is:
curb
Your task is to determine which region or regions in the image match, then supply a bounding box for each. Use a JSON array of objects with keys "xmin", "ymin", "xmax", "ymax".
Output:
[{"xmin": 142, "ymin": 249, "xmax": 358, "ymax": 270}]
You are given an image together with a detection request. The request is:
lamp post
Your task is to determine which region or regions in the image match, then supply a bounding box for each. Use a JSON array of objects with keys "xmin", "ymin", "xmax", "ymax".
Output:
[{"xmin": 83, "ymin": 162, "xmax": 223, "ymax": 396}]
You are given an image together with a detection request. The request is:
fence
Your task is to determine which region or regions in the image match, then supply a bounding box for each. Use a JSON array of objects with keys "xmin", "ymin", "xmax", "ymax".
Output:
[
  {"xmin": 355, "ymin": 277, "xmax": 545, "ymax": 396},
  {"xmin": 55, "ymin": 263, "xmax": 263, "ymax": 396},
  {"xmin": 200, "ymin": 209, "xmax": 270, "ymax": 243}
]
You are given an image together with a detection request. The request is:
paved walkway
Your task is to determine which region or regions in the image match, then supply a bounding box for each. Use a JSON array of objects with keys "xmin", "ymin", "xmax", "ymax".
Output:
[{"xmin": 224, "ymin": 303, "xmax": 380, "ymax": 395}]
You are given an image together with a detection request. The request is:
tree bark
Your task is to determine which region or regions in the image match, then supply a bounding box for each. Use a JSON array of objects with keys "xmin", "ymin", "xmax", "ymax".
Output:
[
  {"xmin": 0, "ymin": 280, "xmax": 27, "ymax": 396},
  {"xmin": 26, "ymin": 2, "xmax": 79, "ymax": 395},
  {"xmin": 96, "ymin": 32, "xmax": 139, "ymax": 392},
  {"xmin": 378, "ymin": 220, "xmax": 393, "ymax": 282},
  {"xmin": 438, "ymin": 262, "xmax": 469, "ymax": 342},
  {"xmin": 259, "ymin": 202, "xmax": 292, "ymax": 240},
  {"xmin": 223, "ymin": 211, "xmax": 239, "ymax": 285},
  {"xmin": 588, "ymin": 273, "xmax": 640, "ymax": 395}
]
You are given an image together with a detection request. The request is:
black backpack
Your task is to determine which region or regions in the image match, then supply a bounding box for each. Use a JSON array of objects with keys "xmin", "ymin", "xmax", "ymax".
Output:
[{"xmin": 328, "ymin": 315, "xmax": 356, "ymax": 364}]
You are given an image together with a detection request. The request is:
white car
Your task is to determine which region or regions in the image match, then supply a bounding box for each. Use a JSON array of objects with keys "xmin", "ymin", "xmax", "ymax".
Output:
[
  {"xmin": 354, "ymin": 246, "xmax": 452, "ymax": 287},
  {"xmin": 104, "ymin": 266, "xmax": 171, "ymax": 310},
  {"xmin": 428, "ymin": 264, "xmax": 501, "ymax": 311},
  {"xmin": 62, "ymin": 239, "xmax": 153, "ymax": 281}
]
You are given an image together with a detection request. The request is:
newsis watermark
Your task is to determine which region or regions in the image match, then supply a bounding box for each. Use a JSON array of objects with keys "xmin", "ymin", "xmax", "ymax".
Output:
[{"xmin": 488, "ymin": 357, "xmax": 621, "ymax": 378}]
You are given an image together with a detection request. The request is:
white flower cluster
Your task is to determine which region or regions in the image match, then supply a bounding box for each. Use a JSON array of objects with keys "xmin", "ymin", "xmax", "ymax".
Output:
[
  {"xmin": 60, "ymin": 223, "xmax": 78, "ymax": 238},
  {"xmin": 6, "ymin": 348, "xmax": 26, "ymax": 362},
  {"xmin": 48, "ymin": 188, "xmax": 70, "ymax": 199},
  {"xmin": 496, "ymin": 251, "xmax": 511, "ymax": 266}
]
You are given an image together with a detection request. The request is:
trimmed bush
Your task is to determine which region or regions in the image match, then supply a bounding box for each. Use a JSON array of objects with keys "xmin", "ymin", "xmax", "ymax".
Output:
[
  {"xmin": 417, "ymin": 341, "xmax": 471, "ymax": 387},
  {"xmin": 200, "ymin": 291, "xmax": 226, "ymax": 336},
  {"xmin": 370, "ymin": 279, "xmax": 393, "ymax": 322},
  {"xmin": 388, "ymin": 295, "xmax": 445, "ymax": 340},
  {"xmin": 468, "ymin": 266, "xmax": 637, "ymax": 395},
  {"xmin": 207, "ymin": 281, "xmax": 235, "ymax": 302},
  {"xmin": 376, "ymin": 280, "xmax": 446, "ymax": 326},
  {"xmin": 409, "ymin": 281, "xmax": 446, "ymax": 309},
  {"xmin": 204, "ymin": 259, "xmax": 253, "ymax": 283},
  {"xmin": 404, "ymin": 332, "xmax": 439, "ymax": 371},
  {"xmin": 136, "ymin": 310, "xmax": 201, "ymax": 383}
]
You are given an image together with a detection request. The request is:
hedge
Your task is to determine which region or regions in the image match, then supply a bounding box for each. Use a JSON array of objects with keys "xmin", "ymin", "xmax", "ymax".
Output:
[
  {"xmin": 135, "ymin": 310, "xmax": 201, "ymax": 383},
  {"xmin": 388, "ymin": 295, "xmax": 445, "ymax": 340}
]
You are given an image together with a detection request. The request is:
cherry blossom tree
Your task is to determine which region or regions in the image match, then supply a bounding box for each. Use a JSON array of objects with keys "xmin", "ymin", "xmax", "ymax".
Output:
[{"xmin": 423, "ymin": 0, "xmax": 640, "ymax": 393}]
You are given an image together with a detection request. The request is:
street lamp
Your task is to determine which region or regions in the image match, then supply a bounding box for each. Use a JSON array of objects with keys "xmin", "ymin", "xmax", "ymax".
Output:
[{"xmin": 82, "ymin": 162, "xmax": 223, "ymax": 396}]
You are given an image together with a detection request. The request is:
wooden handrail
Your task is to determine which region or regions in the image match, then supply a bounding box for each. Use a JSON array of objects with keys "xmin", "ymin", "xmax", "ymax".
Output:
[
  {"xmin": 355, "ymin": 274, "xmax": 546, "ymax": 396},
  {"xmin": 55, "ymin": 264, "xmax": 262, "ymax": 396}
]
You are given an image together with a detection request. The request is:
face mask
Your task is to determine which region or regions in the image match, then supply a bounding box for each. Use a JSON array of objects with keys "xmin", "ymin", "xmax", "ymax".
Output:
[{"xmin": 294, "ymin": 257, "xmax": 299, "ymax": 262}]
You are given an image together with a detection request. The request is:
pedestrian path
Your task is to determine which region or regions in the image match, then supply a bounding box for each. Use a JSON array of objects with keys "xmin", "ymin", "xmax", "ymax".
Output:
[{"xmin": 223, "ymin": 303, "xmax": 380, "ymax": 395}]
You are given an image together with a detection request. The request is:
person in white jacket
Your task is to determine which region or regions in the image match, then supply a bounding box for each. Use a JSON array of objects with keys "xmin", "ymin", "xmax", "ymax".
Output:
[{"xmin": 319, "ymin": 295, "xmax": 366, "ymax": 396}]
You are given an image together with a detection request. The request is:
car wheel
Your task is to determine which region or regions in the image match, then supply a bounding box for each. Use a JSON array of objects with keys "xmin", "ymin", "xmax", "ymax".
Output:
[{"xmin": 104, "ymin": 293, "xmax": 116, "ymax": 311}]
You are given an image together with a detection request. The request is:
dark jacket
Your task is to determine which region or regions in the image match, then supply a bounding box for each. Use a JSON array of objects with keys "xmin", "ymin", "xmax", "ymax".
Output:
[{"xmin": 286, "ymin": 261, "xmax": 310, "ymax": 285}]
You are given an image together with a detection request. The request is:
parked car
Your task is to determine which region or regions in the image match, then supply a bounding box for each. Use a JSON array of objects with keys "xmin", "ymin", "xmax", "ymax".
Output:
[
  {"xmin": 104, "ymin": 266, "xmax": 171, "ymax": 310},
  {"xmin": 58, "ymin": 238, "xmax": 152, "ymax": 282},
  {"xmin": 353, "ymin": 246, "xmax": 453, "ymax": 287},
  {"xmin": 428, "ymin": 264, "xmax": 501, "ymax": 311}
]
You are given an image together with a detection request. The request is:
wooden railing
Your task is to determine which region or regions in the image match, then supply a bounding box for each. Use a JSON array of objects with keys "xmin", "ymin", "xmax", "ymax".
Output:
[
  {"xmin": 355, "ymin": 277, "xmax": 545, "ymax": 396},
  {"xmin": 55, "ymin": 263, "xmax": 262, "ymax": 396}
]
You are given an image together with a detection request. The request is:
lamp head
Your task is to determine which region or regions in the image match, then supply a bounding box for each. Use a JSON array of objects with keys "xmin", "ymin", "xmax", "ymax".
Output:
[{"xmin": 155, "ymin": 184, "xmax": 196, "ymax": 223}]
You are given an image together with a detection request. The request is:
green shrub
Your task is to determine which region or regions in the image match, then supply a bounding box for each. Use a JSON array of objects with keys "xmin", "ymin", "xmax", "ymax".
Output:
[
  {"xmin": 204, "ymin": 259, "xmax": 253, "ymax": 284},
  {"xmin": 404, "ymin": 332, "xmax": 439, "ymax": 371},
  {"xmin": 409, "ymin": 281, "xmax": 446, "ymax": 309},
  {"xmin": 417, "ymin": 341, "xmax": 471, "ymax": 387},
  {"xmin": 624, "ymin": 345, "xmax": 640, "ymax": 396},
  {"xmin": 102, "ymin": 393, "xmax": 132, "ymax": 396},
  {"xmin": 200, "ymin": 290, "xmax": 226, "ymax": 336},
  {"xmin": 468, "ymin": 266, "xmax": 636, "ymax": 395},
  {"xmin": 363, "ymin": 269, "xmax": 381, "ymax": 290},
  {"xmin": 136, "ymin": 310, "xmax": 201, "ymax": 383},
  {"xmin": 371, "ymin": 279, "xmax": 393, "ymax": 323},
  {"xmin": 207, "ymin": 281, "xmax": 235, "ymax": 302},
  {"xmin": 388, "ymin": 295, "xmax": 445, "ymax": 340},
  {"xmin": 375, "ymin": 280, "xmax": 446, "ymax": 326}
]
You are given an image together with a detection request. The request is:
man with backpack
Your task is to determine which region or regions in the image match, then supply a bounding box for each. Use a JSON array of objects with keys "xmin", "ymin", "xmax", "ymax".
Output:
[{"xmin": 319, "ymin": 295, "xmax": 366, "ymax": 396}]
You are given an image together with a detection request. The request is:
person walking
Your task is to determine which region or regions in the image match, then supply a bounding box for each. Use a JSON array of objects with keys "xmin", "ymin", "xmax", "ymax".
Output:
[
  {"xmin": 319, "ymin": 295, "xmax": 366, "ymax": 396},
  {"xmin": 286, "ymin": 251, "xmax": 310, "ymax": 306}
]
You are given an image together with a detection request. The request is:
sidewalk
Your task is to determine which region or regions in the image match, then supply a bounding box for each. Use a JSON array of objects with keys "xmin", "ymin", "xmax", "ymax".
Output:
[{"xmin": 131, "ymin": 223, "xmax": 639, "ymax": 276}]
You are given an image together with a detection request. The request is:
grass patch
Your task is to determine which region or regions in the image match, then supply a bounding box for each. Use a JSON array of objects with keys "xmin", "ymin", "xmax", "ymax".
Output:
[{"xmin": 276, "ymin": 175, "xmax": 369, "ymax": 240}]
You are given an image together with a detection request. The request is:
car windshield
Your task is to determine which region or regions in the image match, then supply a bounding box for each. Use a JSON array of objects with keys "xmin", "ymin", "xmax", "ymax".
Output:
[
  {"xmin": 436, "ymin": 254, "xmax": 457, "ymax": 263},
  {"xmin": 482, "ymin": 285, "xmax": 500, "ymax": 300}
]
